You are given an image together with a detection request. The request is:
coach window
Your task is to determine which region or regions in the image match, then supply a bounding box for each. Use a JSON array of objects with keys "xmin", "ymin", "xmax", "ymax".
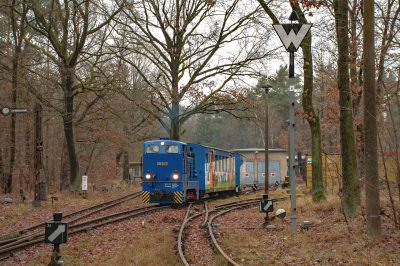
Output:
[
  {"xmin": 219, "ymin": 156, "xmax": 222, "ymax": 171},
  {"xmin": 146, "ymin": 145, "xmax": 159, "ymax": 153},
  {"xmin": 166, "ymin": 145, "xmax": 179, "ymax": 153},
  {"xmin": 224, "ymin": 157, "xmax": 226, "ymax": 171},
  {"xmin": 215, "ymin": 155, "xmax": 218, "ymax": 171}
]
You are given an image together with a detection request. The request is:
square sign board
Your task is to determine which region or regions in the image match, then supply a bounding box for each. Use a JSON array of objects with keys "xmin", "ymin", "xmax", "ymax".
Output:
[
  {"xmin": 259, "ymin": 199, "xmax": 274, "ymax": 213},
  {"xmin": 82, "ymin": 175, "xmax": 88, "ymax": 191},
  {"xmin": 45, "ymin": 221, "xmax": 68, "ymax": 244}
]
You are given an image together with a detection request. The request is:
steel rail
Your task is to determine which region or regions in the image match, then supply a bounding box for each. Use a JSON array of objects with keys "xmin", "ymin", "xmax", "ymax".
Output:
[
  {"xmin": 0, "ymin": 202, "xmax": 158, "ymax": 252},
  {"xmin": 208, "ymin": 201, "xmax": 261, "ymax": 266},
  {"xmin": 214, "ymin": 198, "xmax": 261, "ymax": 209},
  {"xmin": 0, "ymin": 205, "xmax": 170, "ymax": 261},
  {"xmin": 200, "ymin": 201, "xmax": 209, "ymax": 228},
  {"xmin": 0, "ymin": 191, "xmax": 141, "ymax": 243},
  {"xmin": 179, "ymin": 200, "xmax": 260, "ymax": 266},
  {"xmin": 0, "ymin": 191, "xmax": 142, "ymax": 248},
  {"xmin": 178, "ymin": 202, "xmax": 202, "ymax": 266},
  {"xmin": 214, "ymin": 196, "xmax": 288, "ymax": 209}
]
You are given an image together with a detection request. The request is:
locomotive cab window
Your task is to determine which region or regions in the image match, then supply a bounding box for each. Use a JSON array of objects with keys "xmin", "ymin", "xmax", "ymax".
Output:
[
  {"xmin": 146, "ymin": 145, "xmax": 159, "ymax": 153},
  {"xmin": 166, "ymin": 145, "xmax": 179, "ymax": 153}
]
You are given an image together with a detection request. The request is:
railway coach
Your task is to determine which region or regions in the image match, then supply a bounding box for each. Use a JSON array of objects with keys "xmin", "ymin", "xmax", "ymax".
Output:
[{"xmin": 142, "ymin": 138, "xmax": 245, "ymax": 204}]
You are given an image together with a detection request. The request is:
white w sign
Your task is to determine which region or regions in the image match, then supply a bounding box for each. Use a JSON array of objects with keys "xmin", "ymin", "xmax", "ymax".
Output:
[{"xmin": 272, "ymin": 24, "xmax": 312, "ymax": 52}]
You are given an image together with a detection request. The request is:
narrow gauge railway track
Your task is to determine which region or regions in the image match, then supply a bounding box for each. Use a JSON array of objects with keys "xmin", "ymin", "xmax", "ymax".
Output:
[
  {"xmin": 178, "ymin": 196, "xmax": 289, "ymax": 266},
  {"xmin": 0, "ymin": 204, "xmax": 170, "ymax": 261},
  {"xmin": 214, "ymin": 196, "xmax": 288, "ymax": 209},
  {"xmin": 0, "ymin": 191, "xmax": 142, "ymax": 249},
  {"xmin": 0, "ymin": 191, "xmax": 141, "ymax": 245},
  {"xmin": 178, "ymin": 199, "xmax": 263, "ymax": 266},
  {"xmin": 0, "ymin": 192, "xmax": 161, "ymax": 261}
]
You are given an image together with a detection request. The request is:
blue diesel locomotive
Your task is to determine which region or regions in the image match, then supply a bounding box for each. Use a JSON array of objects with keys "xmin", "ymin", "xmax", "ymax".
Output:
[{"xmin": 142, "ymin": 138, "xmax": 245, "ymax": 204}]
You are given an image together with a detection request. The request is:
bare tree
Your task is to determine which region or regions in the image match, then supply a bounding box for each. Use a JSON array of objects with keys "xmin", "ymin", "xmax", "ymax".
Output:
[
  {"xmin": 114, "ymin": 0, "xmax": 273, "ymax": 140},
  {"xmin": 333, "ymin": 0, "xmax": 360, "ymax": 217},
  {"xmin": 23, "ymin": 0, "xmax": 125, "ymax": 191},
  {"xmin": 364, "ymin": 0, "xmax": 382, "ymax": 239}
]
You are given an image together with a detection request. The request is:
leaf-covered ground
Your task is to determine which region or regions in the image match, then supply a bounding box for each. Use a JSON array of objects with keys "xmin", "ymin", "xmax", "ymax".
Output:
[
  {"xmin": 211, "ymin": 186, "xmax": 400, "ymax": 265},
  {"xmin": 1, "ymin": 183, "xmax": 399, "ymax": 265},
  {"xmin": 0, "ymin": 184, "xmax": 142, "ymax": 236}
]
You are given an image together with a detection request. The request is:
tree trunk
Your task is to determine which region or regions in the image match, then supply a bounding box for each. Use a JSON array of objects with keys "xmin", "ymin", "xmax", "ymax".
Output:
[
  {"xmin": 25, "ymin": 120, "xmax": 32, "ymax": 190},
  {"xmin": 170, "ymin": 99, "xmax": 181, "ymax": 141},
  {"xmin": 333, "ymin": 0, "xmax": 361, "ymax": 217},
  {"xmin": 5, "ymin": 83, "xmax": 16, "ymax": 194},
  {"xmin": 63, "ymin": 69, "xmax": 81, "ymax": 191},
  {"xmin": 63, "ymin": 114, "xmax": 80, "ymax": 191},
  {"xmin": 297, "ymin": 6, "xmax": 325, "ymax": 201},
  {"xmin": 364, "ymin": 0, "xmax": 382, "ymax": 239},
  {"xmin": 123, "ymin": 151, "xmax": 129, "ymax": 181},
  {"xmin": 349, "ymin": 2, "xmax": 365, "ymax": 186},
  {"xmin": 5, "ymin": 46, "xmax": 19, "ymax": 193},
  {"xmin": 60, "ymin": 140, "xmax": 69, "ymax": 191},
  {"xmin": 0, "ymin": 146, "xmax": 3, "ymax": 191}
]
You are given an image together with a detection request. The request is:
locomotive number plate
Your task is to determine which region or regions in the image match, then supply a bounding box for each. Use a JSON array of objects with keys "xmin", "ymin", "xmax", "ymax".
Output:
[{"xmin": 157, "ymin": 162, "xmax": 168, "ymax": 165}]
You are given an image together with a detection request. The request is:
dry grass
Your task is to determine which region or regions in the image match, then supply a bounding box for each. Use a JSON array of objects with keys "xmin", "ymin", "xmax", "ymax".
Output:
[
  {"xmin": 214, "ymin": 184, "xmax": 400, "ymax": 265},
  {"xmin": 3, "ymin": 183, "xmax": 399, "ymax": 265},
  {"xmin": 0, "ymin": 184, "xmax": 142, "ymax": 235},
  {"xmin": 102, "ymin": 228, "xmax": 179, "ymax": 266}
]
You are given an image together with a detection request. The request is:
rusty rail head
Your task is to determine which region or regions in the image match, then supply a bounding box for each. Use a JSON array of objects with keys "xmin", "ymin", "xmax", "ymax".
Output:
[
  {"xmin": 0, "ymin": 205, "xmax": 170, "ymax": 260},
  {"xmin": 183, "ymin": 203, "xmax": 193, "ymax": 222},
  {"xmin": 0, "ymin": 192, "xmax": 141, "ymax": 248},
  {"xmin": 200, "ymin": 201, "xmax": 209, "ymax": 228},
  {"xmin": 178, "ymin": 203, "xmax": 204, "ymax": 266},
  {"xmin": 207, "ymin": 201, "xmax": 263, "ymax": 266},
  {"xmin": 214, "ymin": 198, "xmax": 262, "ymax": 208}
]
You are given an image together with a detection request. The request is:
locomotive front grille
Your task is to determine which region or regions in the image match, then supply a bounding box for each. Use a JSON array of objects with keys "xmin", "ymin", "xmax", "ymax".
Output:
[
  {"xmin": 174, "ymin": 191, "xmax": 182, "ymax": 204},
  {"xmin": 142, "ymin": 191, "xmax": 150, "ymax": 203}
]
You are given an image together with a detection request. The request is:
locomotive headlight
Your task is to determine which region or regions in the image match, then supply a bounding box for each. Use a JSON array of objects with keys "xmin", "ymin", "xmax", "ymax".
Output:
[
  {"xmin": 145, "ymin": 174, "xmax": 151, "ymax": 179},
  {"xmin": 161, "ymin": 141, "xmax": 165, "ymax": 146},
  {"xmin": 173, "ymin": 170, "xmax": 179, "ymax": 180}
]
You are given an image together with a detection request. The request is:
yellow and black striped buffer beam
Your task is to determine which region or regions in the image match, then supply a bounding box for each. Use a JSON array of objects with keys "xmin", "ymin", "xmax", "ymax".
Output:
[
  {"xmin": 174, "ymin": 191, "xmax": 182, "ymax": 204},
  {"xmin": 142, "ymin": 191, "xmax": 150, "ymax": 203}
]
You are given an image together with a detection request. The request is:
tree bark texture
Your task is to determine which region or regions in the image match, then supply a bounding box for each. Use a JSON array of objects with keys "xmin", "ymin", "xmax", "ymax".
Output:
[
  {"xmin": 297, "ymin": 6, "xmax": 325, "ymax": 201},
  {"xmin": 363, "ymin": 0, "xmax": 382, "ymax": 239},
  {"xmin": 60, "ymin": 141, "xmax": 70, "ymax": 191},
  {"xmin": 5, "ymin": 0, "xmax": 26, "ymax": 193},
  {"xmin": 333, "ymin": 0, "xmax": 360, "ymax": 217},
  {"xmin": 171, "ymin": 99, "xmax": 181, "ymax": 141},
  {"xmin": 123, "ymin": 151, "xmax": 129, "ymax": 181},
  {"xmin": 63, "ymin": 69, "xmax": 81, "ymax": 192}
]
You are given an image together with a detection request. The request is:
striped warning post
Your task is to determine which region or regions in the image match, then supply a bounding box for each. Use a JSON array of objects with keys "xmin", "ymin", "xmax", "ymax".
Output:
[
  {"xmin": 174, "ymin": 191, "xmax": 182, "ymax": 204},
  {"xmin": 142, "ymin": 191, "xmax": 150, "ymax": 203}
]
